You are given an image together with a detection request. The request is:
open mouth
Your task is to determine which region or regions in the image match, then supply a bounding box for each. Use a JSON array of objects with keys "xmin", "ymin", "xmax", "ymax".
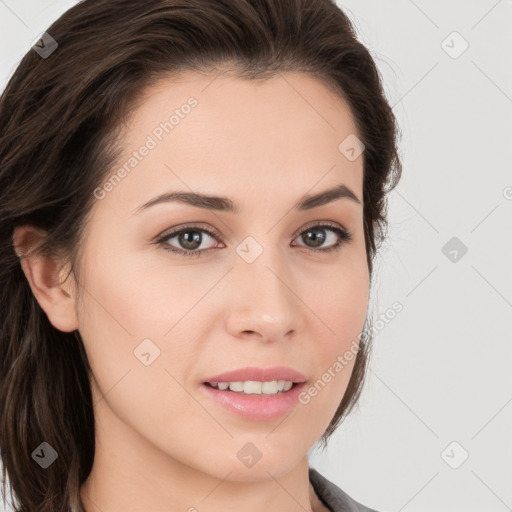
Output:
[
  {"xmin": 203, "ymin": 381, "xmax": 301, "ymax": 395},
  {"xmin": 201, "ymin": 380, "xmax": 307, "ymax": 420}
]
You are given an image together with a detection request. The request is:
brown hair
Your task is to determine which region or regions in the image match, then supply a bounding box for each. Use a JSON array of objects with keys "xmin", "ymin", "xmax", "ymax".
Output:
[{"xmin": 0, "ymin": 0, "xmax": 402, "ymax": 510}]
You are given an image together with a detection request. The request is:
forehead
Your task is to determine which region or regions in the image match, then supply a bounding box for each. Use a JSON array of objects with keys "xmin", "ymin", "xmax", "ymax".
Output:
[
  {"xmin": 97, "ymin": 71, "xmax": 364, "ymax": 215},
  {"xmin": 128, "ymin": 70, "xmax": 359, "ymax": 143}
]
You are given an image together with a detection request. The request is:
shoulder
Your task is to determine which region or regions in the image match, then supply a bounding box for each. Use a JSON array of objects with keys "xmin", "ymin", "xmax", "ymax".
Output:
[{"xmin": 309, "ymin": 466, "xmax": 383, "ymax": 512}]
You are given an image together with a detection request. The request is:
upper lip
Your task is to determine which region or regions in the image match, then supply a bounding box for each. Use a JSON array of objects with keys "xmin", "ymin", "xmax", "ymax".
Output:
[{"xmin": 203, "ymin": 366, "xmax": 307, "ymax": 384}]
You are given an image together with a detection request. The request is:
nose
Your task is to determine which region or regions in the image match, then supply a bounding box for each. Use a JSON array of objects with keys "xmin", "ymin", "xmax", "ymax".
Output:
[{"xmin": 224, "ymin": 250, "xmax": 303, "ymax": 343}]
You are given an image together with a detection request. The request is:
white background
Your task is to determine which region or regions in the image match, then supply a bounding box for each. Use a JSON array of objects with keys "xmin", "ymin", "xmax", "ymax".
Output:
[{"xmin": 1, "ymin": 1, "xmax": 511, "ymax": 511}]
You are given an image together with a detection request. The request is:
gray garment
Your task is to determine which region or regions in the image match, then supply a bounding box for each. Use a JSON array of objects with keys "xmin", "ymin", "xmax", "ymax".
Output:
[{"xmin": 309, "ymin": 467, "xmax": 380, "ymax": 512}]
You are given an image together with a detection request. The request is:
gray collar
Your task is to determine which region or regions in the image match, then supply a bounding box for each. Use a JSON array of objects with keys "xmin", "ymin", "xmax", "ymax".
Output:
[{"xmin": 309, "ymin": 467, "xmax": 381, "ymax": 512}]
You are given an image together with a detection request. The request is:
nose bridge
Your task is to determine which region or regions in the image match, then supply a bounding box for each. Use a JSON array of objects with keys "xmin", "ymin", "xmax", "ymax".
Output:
[{"xmin": 226, "ymin": 242, "xmax": 300, "ymax": 340}]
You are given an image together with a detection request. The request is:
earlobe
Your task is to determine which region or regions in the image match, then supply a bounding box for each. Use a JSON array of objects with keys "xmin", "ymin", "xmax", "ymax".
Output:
[{"xmin": 12, "ymin": 225, "xmax": 79, "ymax": 333}]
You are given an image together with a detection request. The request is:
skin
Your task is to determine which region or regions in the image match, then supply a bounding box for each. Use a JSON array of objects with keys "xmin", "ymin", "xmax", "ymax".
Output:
[{"xmin": 13, "ymin": 71, "xmax": 369, "ymax": 512}]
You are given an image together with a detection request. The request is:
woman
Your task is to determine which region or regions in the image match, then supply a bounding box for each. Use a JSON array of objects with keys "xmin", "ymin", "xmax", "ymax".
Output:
[{"xmin": 0, "ymin": 1, "xmax": 402, "ymax": 511}]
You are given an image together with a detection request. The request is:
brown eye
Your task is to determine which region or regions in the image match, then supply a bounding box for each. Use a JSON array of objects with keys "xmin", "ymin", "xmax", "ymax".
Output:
[
  {"xmin": 157, "ymin": 226, "xmax": 221, "ymax": 257},
  {"xmin": 292, "ymin": 223, "xmax": 352, "ymax": 253},
  {"xmin": 156, "ymin": 222, "xmax": 352, "ymax": 257}
]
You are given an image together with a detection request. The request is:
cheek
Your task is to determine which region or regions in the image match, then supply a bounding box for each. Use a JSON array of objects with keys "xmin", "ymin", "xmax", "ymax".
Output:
[
  {"xmin": 300, "ymin": 252, "xmax": 368, "ymax": 400},
  {"xmin": 75, "ymin": 257, "xmax": 203, "ymax": 446},
  {"xmin": 324, "ymin": 282, "xmax": 369, "ymax": 344},
  {"xmin": 295, "ymin": 273, "xmax": 366, "ymax": 422},
  {"xmin": 75, "ymin": 248, "xmax": 206, "ymax": 400},
  {"xmin": 78, "ymin": 246, "xmax": 200, "ymax": 340},
  {"xmin": 309, "ymin": 252, "xmax": 369, "ymax": 344}
]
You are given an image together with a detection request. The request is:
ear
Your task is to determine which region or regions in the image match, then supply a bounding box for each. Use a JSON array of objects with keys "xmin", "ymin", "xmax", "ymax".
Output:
[{"xmin": 12, "ymin": 225, "xmax": 79, "ymax": 333}]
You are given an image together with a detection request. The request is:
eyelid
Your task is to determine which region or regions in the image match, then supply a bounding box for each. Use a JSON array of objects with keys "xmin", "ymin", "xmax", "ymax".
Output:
[
  {"xmin": 290, "ymin": 219, "xmax": 349, "ymax": 239},
  {"xmin": 156, "ymin": 220, "xmax": 349, "ymax": 241},
  {"xmin": 155, "ymin": 220, "xmax": 352, "ymax": 256},
  {"xmin": 155, "ymin": 222, "xmax": 222, "ymax": 242}
]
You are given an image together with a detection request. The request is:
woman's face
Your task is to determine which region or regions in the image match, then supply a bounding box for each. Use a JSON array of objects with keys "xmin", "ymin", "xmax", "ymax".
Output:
[{"xmin": 73, "ymin": 71, "xmax": 369, "ymax": 482}]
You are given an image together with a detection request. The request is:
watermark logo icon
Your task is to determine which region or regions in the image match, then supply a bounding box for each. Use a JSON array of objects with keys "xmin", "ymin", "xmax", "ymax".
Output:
[
  {"xmin": 338, "ymin": 134, "xmax": 365, "ymax": 161},
  {"xmin": 441, "ymin": 31, "xmax": 469, "ymax": 59},
  {"xmin": 237, "ymin": 442, "xmax": 263, "ymax": 468},
  {"xmin": 442, "ymin": 237, "xmax": 468, "ymax": 263},
  {"xmin": 32, "ymin": 442, "xmax": 58, "ymax": 469},
  {"xmin": 236, "ymin": 236, "xmax": 264, "ymax": 264},
  {"xmin": 32, "ymin": 32, "xmax": 58, "ymax": 59},
  {"xmin": 134, "ymin": 338, "xmax": 161, "ymax": 366},
  {"xmin": 441, "ymin": 441, "xmax": 469, "ymax": 469}
]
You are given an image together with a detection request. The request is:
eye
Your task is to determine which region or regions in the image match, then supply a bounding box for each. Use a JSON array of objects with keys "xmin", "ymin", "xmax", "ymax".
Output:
[
  {"xmin": 156, "ymin": 224, "xmax": 222, "ymax": 257},
  {"xmin": 291, "ymin": 222, "xmax": 353, "ymax": 254},
  {"xmin": 156, "ymin": 221, "xmax": 352, "ymax": 257}
]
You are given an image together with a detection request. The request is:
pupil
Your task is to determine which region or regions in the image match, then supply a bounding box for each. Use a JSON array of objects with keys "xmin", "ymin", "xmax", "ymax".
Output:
[
  {"xmin": 303, "ymin": 227, "xmax": 326, "ymax": 247},
  {"xmin": 180, "ymin": 231, "xmax": 201, "ymax": 250}
]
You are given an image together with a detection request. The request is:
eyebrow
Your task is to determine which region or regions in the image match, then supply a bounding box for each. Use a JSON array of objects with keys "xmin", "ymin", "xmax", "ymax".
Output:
[{"xmin": 131, "ymin": 183, "xmax": 361, "ymax": 216}]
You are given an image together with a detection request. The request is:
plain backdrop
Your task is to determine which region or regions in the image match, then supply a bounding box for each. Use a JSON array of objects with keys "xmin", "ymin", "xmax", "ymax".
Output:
[{"xmin": 1, "ymin": 1, "xmax": 511, "ymax": 511}]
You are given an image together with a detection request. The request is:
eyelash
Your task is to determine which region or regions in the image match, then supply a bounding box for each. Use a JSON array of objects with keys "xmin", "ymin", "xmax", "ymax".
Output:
[{"xmin": 156, "ymin": 221, "xmax": 353, "ymax": 258}]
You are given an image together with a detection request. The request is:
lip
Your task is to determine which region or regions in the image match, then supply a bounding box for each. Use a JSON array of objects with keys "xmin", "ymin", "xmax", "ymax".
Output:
[
  {"xmin": 201, "ymin": 381, "xmax": 307, "ymax": 421},
  {"xmin": 202, "ymin": 366, "xmax": 307, "ymax": 385}
]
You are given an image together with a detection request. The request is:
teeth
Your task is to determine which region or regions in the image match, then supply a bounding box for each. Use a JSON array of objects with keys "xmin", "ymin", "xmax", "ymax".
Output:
[{"xmin": 210, "ymin": 380, "xmax": 295, "ymax": 394}]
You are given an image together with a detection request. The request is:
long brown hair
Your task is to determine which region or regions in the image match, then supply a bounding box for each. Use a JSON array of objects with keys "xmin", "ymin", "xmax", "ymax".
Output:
[{"xmin": 0, "ymin": 0, "xmax": 402, "ymax": 510}]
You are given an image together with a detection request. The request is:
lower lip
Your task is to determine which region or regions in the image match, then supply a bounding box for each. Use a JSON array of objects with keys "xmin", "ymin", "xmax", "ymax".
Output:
[{"xmin": 201, "ymin": 382, "xmax": 307, "ymax": 421}]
